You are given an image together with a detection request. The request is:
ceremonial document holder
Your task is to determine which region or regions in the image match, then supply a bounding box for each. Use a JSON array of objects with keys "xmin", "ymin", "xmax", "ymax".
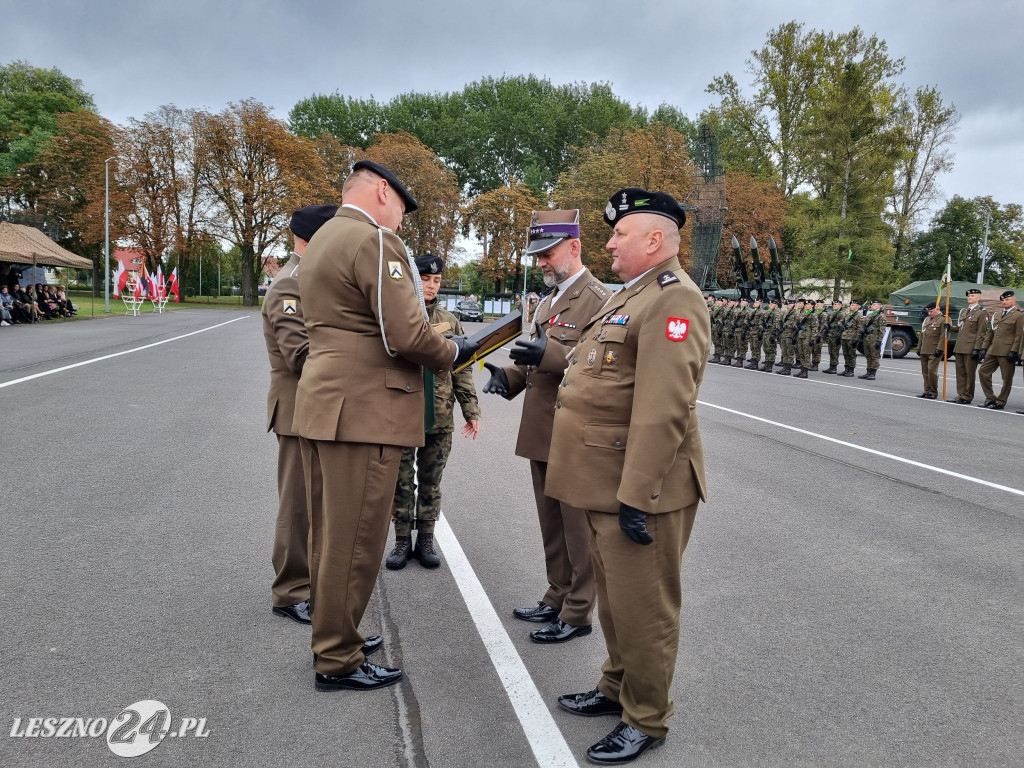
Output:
[{"xmin": 453, "ymin": 310, "xmax": 523, "ymax": 373}]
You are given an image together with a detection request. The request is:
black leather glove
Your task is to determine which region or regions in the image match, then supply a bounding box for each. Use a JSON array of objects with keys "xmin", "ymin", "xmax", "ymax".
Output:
[
  {"xmin": 944, "ymin": 322, "xmax": 953, "ymax": 331},
  {"xmin": 971, "ymin": 349, "xmax": 981, "ymax": 361},
  {"xmin": 482, "ymin": 362, "xmax": 509, "ymax": 396},
  {"xmin": 448, "ymin": 335, "xmax": 480, "ymax": 368},
  {"xmin": 1008, "ymin": 351, "xmax": 1021, "ymax": 364},
  {"xmin": 977, "ymin": 349, "xmax": 987, "ymax": 362},
  {"xmin": 509, "ymin": 323, "xmax": 547, "ymax": 367},
  {"xmin": 618, "ymin": 503, "xmax": 653, "ymax": 545}
]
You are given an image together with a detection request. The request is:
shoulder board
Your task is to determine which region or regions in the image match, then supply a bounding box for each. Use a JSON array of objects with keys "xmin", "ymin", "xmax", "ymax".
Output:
[
  {"xmin": 657, "ymin": 271, "xmax": 680, "ymax": 288},
  {"xmin": 586, "ymin": 280, "xmax": 612, "ymax": 298}
]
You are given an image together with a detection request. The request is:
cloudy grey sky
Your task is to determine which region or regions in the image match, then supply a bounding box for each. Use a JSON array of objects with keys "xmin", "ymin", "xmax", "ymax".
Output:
[{"xmin": 3, "ymin": 0, "xmax": 1021, "ymax": 212}]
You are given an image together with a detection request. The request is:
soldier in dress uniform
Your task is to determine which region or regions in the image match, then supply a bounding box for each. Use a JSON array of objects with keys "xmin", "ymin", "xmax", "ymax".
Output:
[
  {"xmin": 917, "ymin": 303, "xmax": 947, "ymax": 399},
  {"xmin": 482, "ymin": 209, "xmax": 611, "ymax": 644},
  {"xmin": 858, "ymin": 299, "xmax": 888, "ymax": 380},
  {"xmin": 293, "ymin": 161, "xmax": 478, "ymax": 692},
  {"xmin": 977, "ymin": 290, "xmax": 1024, "ymax": 409},
  {"xmin": 262, "ymin": 204, "xmax": 338, "ymax": 625},
  {"xmin": 386, "ymin": 253, "xmax": 481, "ymax": 571},
  {"xmin": 546, "ymin": 188, "xmax": 708, "ymax": 766},
  {"xmin": 952, "ymin": 288, "xmax": 990, "ymax": 404},
  {"xmin": 838, "ymin": 299, "xmax": 864, "ymax": 377}
]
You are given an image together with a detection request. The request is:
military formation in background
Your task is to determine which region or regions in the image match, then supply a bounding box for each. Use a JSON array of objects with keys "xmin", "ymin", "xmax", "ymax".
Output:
[{"xmin": 705, "ymin": 287, "xmax": 1024, "ymax": 412}]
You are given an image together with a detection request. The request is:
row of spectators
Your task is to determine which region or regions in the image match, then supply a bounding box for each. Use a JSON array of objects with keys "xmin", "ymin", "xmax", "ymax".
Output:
[{"xmin": 0, "ymin": 282, "xmax": 77, "ymax": 325}]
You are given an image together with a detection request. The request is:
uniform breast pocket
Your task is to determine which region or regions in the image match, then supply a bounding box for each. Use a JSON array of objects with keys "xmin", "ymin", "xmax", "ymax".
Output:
[{"xmin": 587, "ymin": 325, "xmax": 629, "ymax": 380}]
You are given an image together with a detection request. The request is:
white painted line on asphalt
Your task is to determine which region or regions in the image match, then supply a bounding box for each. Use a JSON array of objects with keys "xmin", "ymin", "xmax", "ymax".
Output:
[
  {"xmin": 0, "ymin": 316, "xmax": 250, "ymax": 389},
  {"xmin": 699, "ymin": 401, "xmax": 1024, "ymax": 498},
  {"xmin": 434, "ymin": 514, "xmax": 579, "ymax": 768}
]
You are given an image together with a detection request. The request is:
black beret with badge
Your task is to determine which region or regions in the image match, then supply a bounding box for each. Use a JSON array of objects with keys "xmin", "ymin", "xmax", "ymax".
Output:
[
  {"xmin": 352, "ymin": 160, "xmax": 418, "ymax": 213},
  {"xmin": 1000, "ymin": 290, "xmax": 1015, "ymax": 300},
  {"xmin": 603, "ymin": 188, "xmax": 686, "ymax": 228},
  {"xmin": 415, "ymin": 253, "xmax": 443, "ymax": 275},
  {"xmin": 966, "ymin": 288, "xmax": 981, "ymax": 296},
  {"xmin": 289, "ymin": 204, "xmax": 338, "ymax": 242}
]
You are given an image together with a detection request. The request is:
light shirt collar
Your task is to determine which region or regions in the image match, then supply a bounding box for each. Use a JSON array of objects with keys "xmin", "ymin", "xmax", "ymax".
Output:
[
  {"xmin": 549, "ymin": 268, "xmax": 585, "ymax": 307},
  {"xmin": 623, "ymin": 266, "xmax": 657, "ymax": 289},
  {"xmin": 342, "ymin": 202, "xmax": 377, "ymax": 226}
]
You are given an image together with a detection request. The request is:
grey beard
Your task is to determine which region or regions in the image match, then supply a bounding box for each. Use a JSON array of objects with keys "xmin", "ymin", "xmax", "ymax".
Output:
[{"xmin": 542, "ymin": 267, "xmax": 570, "ymax": 288}]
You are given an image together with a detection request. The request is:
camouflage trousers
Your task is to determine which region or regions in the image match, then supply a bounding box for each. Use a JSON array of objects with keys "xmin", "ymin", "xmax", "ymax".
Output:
[
  {"xmin": 827, "ymin": 338, "xmax": 842, "ymax": 367},
  {"xmin": 811, "ymin": 338, "xmax": 823, "ymax": 366},
  {"xmin": 391, "ymin": 431, "xmax": 453, "ymax": 536},
  {"xmin": 748, "ymin": 332, "xmax": 764, "ymax": 363},
  {"xmin": 863, "ymin": 339, "xmax": 882, "ymax": 372},
  {"xmin": 762, "ymin": 334, "xmax": 778, "ymax": 364},
  {"xmin": 841, "ymin": 338, "xmax": 859, "ymax": 370},
  {"xmin": 734, "ymin": 332, "xmax": 749, "ymax": 360},
  {"xmin": 780, "ymin": 335, "xmax": 796, "ymax": 366},
  {"xmin": 796, "ymin": 335, "xmax": 814, "ymax": 369},
  {"xmin": 719, "ymin": 333, "xmax": 734, "ymax": 358}
]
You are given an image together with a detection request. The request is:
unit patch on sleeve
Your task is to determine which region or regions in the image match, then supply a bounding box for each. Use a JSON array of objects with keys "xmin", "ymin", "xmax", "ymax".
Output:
[
  {"xmin": 665, "ymin": 317, "xmax": 689, "ymax": 341},
  {"xmin": 282, "ymin": 299, "xmax": 297, "ymax": 315},
  {"xmin": 388, "ymin": 261, "xmax": 404, "ymax": 279}
]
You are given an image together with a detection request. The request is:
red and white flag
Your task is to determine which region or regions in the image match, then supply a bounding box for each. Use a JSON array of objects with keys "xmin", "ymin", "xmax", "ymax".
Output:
[
  {"xmin": 113, "ymin": 260, "xmax": 128, "ymax": 298},
  {"xmin": 156, "ymin": 265, "xmax": 166, "ymax": 299},
  {"xmin": 168, "ymin": 268, "xmax": 180, "ymax": 303}
]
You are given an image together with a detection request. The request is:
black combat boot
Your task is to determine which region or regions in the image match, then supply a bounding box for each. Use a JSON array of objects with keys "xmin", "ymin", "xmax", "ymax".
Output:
[
  {"xmin": 720, "ymin": 356, "xmax": 732, "ymax": 366},
  {"xmin": 413, "ymin": 532, "xmax": 441, "ymax": 568},
  {"xmin": 793, "ymin": 367, "xmax": 808, "ymax": 378},
  {"xmin": 386, "ymin": 536, "xmax": 413, "ymax": 570},
  {"xmin": 744, "ymin": 360, "xmax": 759, "ymax": 370},
  {"xmin": 823, "ymin": 364, "xmax": 838, "ymax": 374},
  {"xmin": 710, "ymin": 353, "xmax": 721, "ymax": 363},
  {"xmin": 810, "ymin": 363, "xmax": 819, "ymax": 371},
  {"xmin": 732, "ymin": 357, "xmax": 744, "ymax": 368},
  {"xmin": 838, "ymin": 368, "xmax": 855, "ymax": 377},
  {"xmin": 775, "ymin": 365, "xmax": 791, "ymax": 375},
  {"xmin": 758, "ymin": 361, "xmax": 772, "ymax": 372},
  {"xmin": 858, "ymin": 371, "xmax": 876, "ymax": 380}
]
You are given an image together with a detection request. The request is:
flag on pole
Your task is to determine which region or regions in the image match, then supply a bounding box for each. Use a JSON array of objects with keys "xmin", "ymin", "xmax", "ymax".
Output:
[
  {"xmin": 936, "ymin": 258, "xmax": 952, "ymax": 305},
  {"xmin": 168, "ymin": 268, "xmax": 180, "ymax": 303},
  {"xmin": 113, "ymin": 260, "xmax": 128, "ymax": 298},
  {"xmin": 156, "ymin": 265, "xmax": 165, "ymax": 300},
  {"xmin": 136, "ymin": 264, "xmax": 152, "ymax": 299}
]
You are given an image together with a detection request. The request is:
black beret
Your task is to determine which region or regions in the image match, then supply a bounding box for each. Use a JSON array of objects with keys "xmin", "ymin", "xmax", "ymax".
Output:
[
  {"xmin": 966, "ymin": 288, "xmax": 981, "ymax": 296},
  {"xmin": 870, "ymin": 298, "xmax": 882, "ymax": 305},
  {"xmin": 415, "ymin": 253, "xmax": 443, "ymax": 276},
  {"xmin": 1000, "ymin": 290, "xmax": 1015, "ymax": 300},
  {"xmin": 603, "ymin": 188, "xmax": 686, "ymax": 228},
  {"xmin": 289, "ymin": 204, "xmax": 338, "ymax": 242},
  {"xmin": 850, "ymin": 299, "xmax": 862, "ymax": 305},
  {"xmin": 925, "ymin": 302, "xmax": 937, "ymax": 310},
  {"xmin": 352, "ymin": 160, "xmax": 418, "ymax": 213}
]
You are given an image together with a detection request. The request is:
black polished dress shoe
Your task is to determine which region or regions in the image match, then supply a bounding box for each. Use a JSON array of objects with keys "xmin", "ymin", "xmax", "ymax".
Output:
[
  {"xmin": 558, "ymin": 689, "xmax": 623, "ymax": 717},
  {"xmin": 530, "ymin": 618, "xmax": 592, "ymax": 644},
  {"xmin": 315, "ymin": 661, "xmax": 402, "ymax": 691},
  {"xmin": 513, "ymin": 601, "xmax": 558, "ymax": 623},
  {"xmin": 272, "ymin": 600, "xmax": 311, "ymax": 624},
  {"xmin": 979, "ymin": 401, "xmax": 994, "ymax": 408},
  {"xmin": 586, "ymin": 721, "xmax": 664, "ymax": 765},
  {"xmin": 986, "ymin": 402, "xmax": 1004, "ymax": 410}
]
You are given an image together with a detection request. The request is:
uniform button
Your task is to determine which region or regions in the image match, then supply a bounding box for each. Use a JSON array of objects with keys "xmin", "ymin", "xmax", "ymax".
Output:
[
  {"xmin": 405, "ymin": 384, "xmax": 411, "ymax": 391},
  {"xmin": 526, "ymin": 382, "xmax": 532, "ymax": 388},
  {"xmin": 614, "ymin": 440, "xmax": 622, "ymax": 447},
  {"xmin": 572, "ymin": 358, "xmax": 578, "ymax": 365},
  {"xmin": 555, "ymin": 401, "xmax": 562, "ymax": 409},
  {"xmin": 651, "ymin": 492, "xmax": 659, "ymax": 499},
  {"xmin": 581, "ymin": 335, "xmax": 587, "ymax": 342}
]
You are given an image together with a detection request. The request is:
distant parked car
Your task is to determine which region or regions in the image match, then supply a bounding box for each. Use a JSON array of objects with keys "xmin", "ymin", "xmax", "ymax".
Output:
[{"xmin": 453, "ymin": 300, "xmax": 483, "ymax": 322}]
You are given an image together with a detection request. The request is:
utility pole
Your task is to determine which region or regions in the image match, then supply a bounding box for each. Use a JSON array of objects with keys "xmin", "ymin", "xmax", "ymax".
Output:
[
  {"xmin": 977, "ymin": 206, "xmax": 991, "ymax": 284},
  {"xmin": 104, "ymin": 156, "xmax": 115, "ymax": 312}
]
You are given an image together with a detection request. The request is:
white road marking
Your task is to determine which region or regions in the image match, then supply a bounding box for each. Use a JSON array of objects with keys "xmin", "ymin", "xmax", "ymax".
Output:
[
  {"xmin": 699, "ymin": 401, "xmax": 1024, "ymax": 498},
  {"xmin": 0, "ymin": 316, "xmax": 250, "ymax": 389},
  {"xmin": 434, "ymin": 514, "xmax": 579, "ymax": 768}
]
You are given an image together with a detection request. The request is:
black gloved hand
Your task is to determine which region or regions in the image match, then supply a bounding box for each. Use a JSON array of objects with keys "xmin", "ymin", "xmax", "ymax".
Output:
[
  {"xmin": 618, "ymin": 503, "xmax": 653, "ymax": 545},
  {"xmin": 509, "ymin": 323, "xmax": 547, "ymax": 367},
  {"xmin": 971, "ymin": 349, "xmax": 980, "ymax": 361},
  {"xmin": 448, "ymin": 335, "xmax": 480, "ymax": 368},
  {"xmin": 482, "ymin": 362, "xmax": 509, "ymax": 396},
  {"xmin": 944, "ymin": 322, "xmax": 953, "ymax": 331},
  {"xmin": 1008, "ymin": 351, "xmax": 1020, "ymax": 364},
  {"xmin": 977, "ymin": 349, "xmax": 987, "ymax": 362}
]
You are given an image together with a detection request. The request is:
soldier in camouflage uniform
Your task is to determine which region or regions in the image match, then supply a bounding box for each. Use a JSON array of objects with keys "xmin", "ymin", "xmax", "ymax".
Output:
[
  {"xmin": 744, "ymin": 297, "xmax": 765, "ymax": 369},
  {"xmin": 858, "ymin": 299, "xmax": 888, "ymax": 380},
  {"xmin": 809, "ymin": 299, "xmax": 827, "ymax": 370},
  {"xmin": 709, "ymin": 297, "xmax": 724, "ymax": 363},
  {"xmin": 731, "ymin": 297, "xmax": 750, "ymax": 367},
  {"xmin": 718, "ymin": 298, "xmax": 737, "ymax": 365},
  {"xmin": 838, "ymin": 299, "xmax": 865, "ymax": 376},
  {"xmin": 793, "ymin": 298, "xmax": 817, "ymax": 378},
  {"xmin": 822, "ymin": 299, "xmax": 846, "ymax": 374},
  {"xmin": 387, "ymin": 253, "xmax": 481, "ymax": 570},
  {"xmin": 776, "ymin": 298, "xmax": 801, "ymax": 375},
  {"xmin": 759, "ymin": 297, "xmax": 781, "ymax": 371}
]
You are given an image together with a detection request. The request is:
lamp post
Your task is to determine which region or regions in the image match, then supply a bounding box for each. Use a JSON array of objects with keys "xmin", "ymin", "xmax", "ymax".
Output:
[{"xmin": 104, "ymin": 156, "xmax": 115, "ymax": 313}]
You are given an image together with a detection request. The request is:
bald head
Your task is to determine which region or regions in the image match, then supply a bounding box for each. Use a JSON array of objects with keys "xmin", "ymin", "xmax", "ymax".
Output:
[{"xmin": 605, "ymin": 212, "xmax": 681, "ymax": 282}]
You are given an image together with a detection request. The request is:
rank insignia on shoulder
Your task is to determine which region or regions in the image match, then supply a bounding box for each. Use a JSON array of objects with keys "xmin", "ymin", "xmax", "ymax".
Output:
[
  {"xmin": 603, "ymin": 314, "xmax": 629, "ymax": 325},
  {"xmin": 665, "ymin": 317, "xmax": 689, "ymax": 341},
  {"xmin": 282, "ymin": 299, "xmax": 297, "ymax": 315},
  {"xmin": 657, "ymin": 270, "xmax": 680, "ymax": 287},
  {"xmin": 388, "ymin": 261, "xmax": 404, "ymax": 279}
]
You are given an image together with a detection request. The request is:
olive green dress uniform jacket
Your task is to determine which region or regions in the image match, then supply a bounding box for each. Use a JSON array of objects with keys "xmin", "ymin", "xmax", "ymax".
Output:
[
  {"xmin": 293, "ymin": 207, "xmax": 456, "ymax": 445},
  {"xmin": 981, "ymin": 306, "xmax": 1024, "ymax": 356},
  {"xmin": 261, "ymin": 252, "xmax": 311, "ymax": 607},
  {"xmin": 501, "ymin": 268, "xmax": 611, "ymax": 462},
  {"xmin": 918, "ymin": 314, "xmax": 947, "ymax": 397},
  {"xmin": 953, "ymin": 303, "xmax": 990, "ymax": 401},
  {"xmin": 545, "ymin": 257, "xmax": 709, "ymax": 515}
]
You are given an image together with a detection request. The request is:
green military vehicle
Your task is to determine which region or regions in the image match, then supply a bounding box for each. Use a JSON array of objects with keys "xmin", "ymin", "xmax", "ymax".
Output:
[{"xmin": 884, "ymin": 279, "xmax": 1022, "ymax": 358}]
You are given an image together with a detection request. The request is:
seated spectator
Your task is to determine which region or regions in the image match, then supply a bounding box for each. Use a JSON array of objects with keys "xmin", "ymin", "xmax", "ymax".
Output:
[
  {"xmin": 11, "ymin": 283, "xmax": 39, "ymax": 322},
  {"xmin": 0, "ymin": 284, "xmax": 12, "ymax": 326},
  {"xmin": 34, "ymin": 284, "xmax": 61, "ymax": 319},
  {"xmin": 55, "ymin": 285, "xmax": 77, "ymax": 316}
]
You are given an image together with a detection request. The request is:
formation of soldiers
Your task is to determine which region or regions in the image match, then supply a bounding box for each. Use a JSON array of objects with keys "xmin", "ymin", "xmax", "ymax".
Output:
[{"xmin": 707, "ymin": 295, "xmax": 888, "ymax": 380}]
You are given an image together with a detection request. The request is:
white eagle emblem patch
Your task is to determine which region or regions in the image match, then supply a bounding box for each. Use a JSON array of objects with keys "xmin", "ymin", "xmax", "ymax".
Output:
[{"xmin": 665, "ymin": 317, "xmax": 689, "ymax": 341}]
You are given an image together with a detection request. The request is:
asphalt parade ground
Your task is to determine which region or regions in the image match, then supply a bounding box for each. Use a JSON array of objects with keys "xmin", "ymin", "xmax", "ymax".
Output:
[{"xmin": 1, "ymin": 308, "xmax": 1021, "ymax": 767}]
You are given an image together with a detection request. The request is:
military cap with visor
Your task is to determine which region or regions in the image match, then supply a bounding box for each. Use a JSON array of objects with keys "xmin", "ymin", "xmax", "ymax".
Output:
[
  {"xmin": 526, "ymin": 209, "xmax": 580, "ymax": 255},
  {"xmin": 603, "ymin": 188, "xmax": 686, "ymax": 228},
  {"xmin": 352, "ymin": 160, "xmax": 418, "ymax": 213}
]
